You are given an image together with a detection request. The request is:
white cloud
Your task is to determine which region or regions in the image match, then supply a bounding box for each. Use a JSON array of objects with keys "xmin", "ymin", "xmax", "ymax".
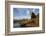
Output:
[
  {"xmin": 13, "ymin": 16, "xmax": 31, "ymax": 20},
  {"xmin": 33, "ymin": 9, "xmax": 39, "ymax": 15}
]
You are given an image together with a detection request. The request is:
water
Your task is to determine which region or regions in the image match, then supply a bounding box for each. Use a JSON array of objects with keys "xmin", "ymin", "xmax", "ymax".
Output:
[{"xmin": 13, "ymin": 23, "xmax": 21, "ymax": 28}]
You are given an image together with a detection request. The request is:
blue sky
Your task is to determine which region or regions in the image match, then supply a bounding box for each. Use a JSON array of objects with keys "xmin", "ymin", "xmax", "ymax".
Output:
[{"xmin": 13, "ymin": 8, "xmax": 39, "ymax": 17}]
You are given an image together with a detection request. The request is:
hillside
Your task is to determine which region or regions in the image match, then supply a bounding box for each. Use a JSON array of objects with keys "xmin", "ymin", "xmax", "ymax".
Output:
[{"xmin": 13, "ymin": 12, "xmax": 39, "ymax": 27}]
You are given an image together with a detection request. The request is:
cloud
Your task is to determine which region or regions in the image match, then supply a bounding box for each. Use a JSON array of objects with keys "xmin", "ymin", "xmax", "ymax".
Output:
[
  {"xmin": 33, "ymin": 8, "xmax": 39, "ymax": 15},
  {"xmin": 13, "ymin": 16, "xmax": 31, "ymax": 20}
]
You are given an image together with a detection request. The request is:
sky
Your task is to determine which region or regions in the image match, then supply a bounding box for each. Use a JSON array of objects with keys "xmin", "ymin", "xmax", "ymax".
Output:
[{"xmin": 13, "ymin": 8, "xmax": 39, "ymax": 19}]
